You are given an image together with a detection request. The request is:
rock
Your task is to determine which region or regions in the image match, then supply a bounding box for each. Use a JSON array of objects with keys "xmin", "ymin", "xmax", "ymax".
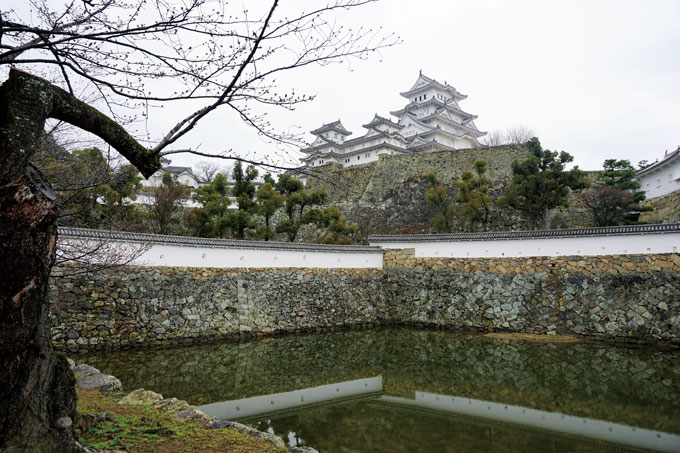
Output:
[
  {"xmin": 226, "ymin": 421, "xmax": 287, "ymax": 450},
  {"xmin": 77, "ymin": 412, "xmax": 109, "ymax": 430},
  {"xmin": 118, "ymin": 388, "xmax": 163, "ymax": 406},
  {"xmin": 172, "ymin": 407, "xmax": 213, "ymax": 423},
  {"xmin": 73, "ymin": 364, "xmax": 100, "ymax": 378},
  {"xmin": 205, "ymin": 420, "xmax": 233, "ymax": 429},
  {"xmin": 77, "ymin": 374, "xmax": 122, "ymax": 392},
  {"xmin": 291, "ymin": 447, "xmax": 319, "ymax": 453},
  {"xmin": 67, "ymin": 358, "xmax": 76, "ymax": 371},
  {"xmin": 154, "ymin": 397, "xmax": 191, "ymax": 413}
]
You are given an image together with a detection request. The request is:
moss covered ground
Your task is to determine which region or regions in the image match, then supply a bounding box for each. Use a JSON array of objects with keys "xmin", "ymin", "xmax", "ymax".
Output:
[{"xmin": 76, "ymin": 389, "xmax": 286, "ymax": 452}]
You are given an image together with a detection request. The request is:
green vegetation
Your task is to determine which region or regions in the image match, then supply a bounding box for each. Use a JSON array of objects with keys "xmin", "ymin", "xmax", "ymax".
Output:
[
  {"xmin": 581, "ymin": 159, "xmax": 651, "ymax": 226},
  {"xmin": 36, "ymin": 144, "xmax": 144, "ymax": 230},
  {"xmin": 500, "ymin": 137, "xmax": 587, "ymax": 229},
  {"xmin": 223, "ymin": 162, "xmax": 259, "ymax": 239},
  {"xmin": 453, "ymin": 159, "xmax": 492, "ymax": 232},
  {"xmin": 254, "ymin": 178, "xmax": 285, "ymax": 241},
  {"xmin": 306, "ymin": 206, "xmax": 356, "ymax": 244},
  {"xmin": 424, "ymin": 171, "xmax": 458, "ymax": 233},
  {"xmin": 77, "ymin": 390, "xmax": 284, "ymax": 452},
  {"xmin": 147, "ymin": 173, "xmax": 191, "ymax": 235},
  {"xmin": 424, "ymin": 159, "xmax": 492, "ymax": 233},
  {"xmin": 39, "ymin": 143, "xmax": 356, "ymax": 243},
  {"xmin": 189, "ymin": 172, "xmax": 231, "ymax": 237},
  {"xmin": 275, "ymin": 174, "xmax": 329, "ymax": 242}
]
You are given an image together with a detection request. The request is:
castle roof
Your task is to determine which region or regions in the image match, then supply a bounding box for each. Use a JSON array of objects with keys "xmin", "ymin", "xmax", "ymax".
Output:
[
  {"xmin": 362, "ymin": 114, "xmax": 404, "ymax": 130},
  {"xmin": 310, "ymin": 120, "xmax": 352, "ymax": 136},
  {"xmin": 634, "ymin": 146, "xmax": 680, "ymax": 178},
  {"xmin": 391, "ymin": 96, "xmax": 476, "ymax": 119},
  {"xmin": 400, "ymin": 72, "xmax": 467, "ymax": 101}
]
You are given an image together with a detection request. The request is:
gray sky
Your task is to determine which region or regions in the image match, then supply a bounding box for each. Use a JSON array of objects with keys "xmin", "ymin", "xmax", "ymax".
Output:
[
  {"xmin": 163, "ymin": 0, "xmax": 680, "ymax": 172},
  {"xmin": 7, "ymin": 0, "xmax": 680, "ymax": 172}
]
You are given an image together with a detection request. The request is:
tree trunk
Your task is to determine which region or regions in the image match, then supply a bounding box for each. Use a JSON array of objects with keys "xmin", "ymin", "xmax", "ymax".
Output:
[
  {"xmin": 0, "ymin": 69, "xmax": 161, "ymax": 451},
  {"xmin": 0, "ymin": 168, "xmax": 78, "ymax": 452},
  {"xmin": 542, "ymin": 207, "xmax": 551, "ymax": 230}
]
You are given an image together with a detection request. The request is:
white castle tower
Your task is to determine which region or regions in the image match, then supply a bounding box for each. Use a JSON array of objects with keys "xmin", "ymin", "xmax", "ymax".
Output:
[{"xmin": 300, "ymin": 72, "xmax": 485, "ymax": 168}]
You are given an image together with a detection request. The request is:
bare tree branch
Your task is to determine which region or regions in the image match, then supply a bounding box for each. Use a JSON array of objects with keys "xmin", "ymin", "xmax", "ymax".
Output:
[{"xmin": 2, "ymin": 0, "xmax": 399, "ymax": 151}]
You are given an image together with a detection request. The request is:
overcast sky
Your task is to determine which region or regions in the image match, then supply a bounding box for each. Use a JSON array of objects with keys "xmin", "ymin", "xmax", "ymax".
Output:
[
  {"xmin": 8, "ymin": 0, "xmax": 680, "ymax": 172},
  {"xmin": 161, "ymin": 0, "xmax": 680, "ymax": 172}
]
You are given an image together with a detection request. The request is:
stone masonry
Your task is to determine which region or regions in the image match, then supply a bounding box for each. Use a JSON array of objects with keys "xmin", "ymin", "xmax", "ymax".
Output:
[
  {"xmin": 639, "ymin": 189, "xmax": 680, "ymax": 224},
  {"xmin": 49, "ymin": 251, "xmax": 680, "ymax": 351}
]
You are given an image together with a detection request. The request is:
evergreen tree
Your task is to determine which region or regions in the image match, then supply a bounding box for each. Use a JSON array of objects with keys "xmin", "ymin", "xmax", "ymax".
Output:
[
  {"xmin": 36, "ymin": 146, "xmax": 144, "ymax": 229},
  {"xmin": 275, "ymin": 174, "xmax": 327, "ymax": 242},
  {"xmin": 191, "ymin": 172, "xmax": 231, "ymax": 237},
  {"xmin": 453, "ymin": 159, "xmax": 492, "ymax": 232},
  {"xmin": 305, "ymin": 206, "xmax": 356, "ymax": 244},
  {"xmin": 424, "ymin": 172, "xmax": 457, "ymax": 233},
  {"xmin": 500, "ymin": 137, "xmax": 587, "ymax": 229},
  {"xmin": 254, "ymin": 181, "xmax": 284, "ymax": 241},
  {"xmin": 581, "ymin": 159, "xmax": 650, "ymax": 226},
  {"xmin": 223, "ymin": 162, "xmax": 258, "ymax": 239},
  {"xmin": 147, "ymin": 173, "xmax": 190, "ymax": 235}
]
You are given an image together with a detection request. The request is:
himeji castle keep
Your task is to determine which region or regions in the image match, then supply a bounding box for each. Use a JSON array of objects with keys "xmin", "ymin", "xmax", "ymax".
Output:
[{"xmin": 300, "ymin": 72, "xmax": 486, "ymax": 168}]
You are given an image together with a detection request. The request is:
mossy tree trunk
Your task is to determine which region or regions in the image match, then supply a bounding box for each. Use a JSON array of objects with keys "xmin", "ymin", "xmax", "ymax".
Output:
[{"xmin": 0, "ymin": 69, "xmax": 160, "ymax": 451}]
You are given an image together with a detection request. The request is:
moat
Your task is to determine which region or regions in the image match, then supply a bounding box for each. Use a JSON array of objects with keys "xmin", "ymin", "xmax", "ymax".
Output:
[{"xmin": 77, "ymin": 327, "xmax": 680, "ymax": 452}]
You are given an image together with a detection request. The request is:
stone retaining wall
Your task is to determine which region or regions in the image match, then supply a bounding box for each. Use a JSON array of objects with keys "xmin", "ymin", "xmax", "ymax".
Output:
[
  {"xmin": 382, "ymin": 250, "xmax": 680, "ymax": 345},
  {"xmin": 50, "ymin": 252, "xmax": 680, "ymax": 351},
  {"xmin": 302, "ymin": 145, "xmax": 534, "ymax": 237},
  {"xmin": 639, "ymin": 189, "xmax": 680, "ymax": 224},
  {"xmin": 50, "ymin": 267, "xmax": 386, "ymax": 352}
]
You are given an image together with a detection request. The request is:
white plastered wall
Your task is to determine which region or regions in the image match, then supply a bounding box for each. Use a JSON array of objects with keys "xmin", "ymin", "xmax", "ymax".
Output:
[
  {"xmin": 60, "ymin": 238, "xmax": 384, "ymax": 269},
  {"xmin": 371, "ymin": 233, "xmax": 680, "ymax": 258}
]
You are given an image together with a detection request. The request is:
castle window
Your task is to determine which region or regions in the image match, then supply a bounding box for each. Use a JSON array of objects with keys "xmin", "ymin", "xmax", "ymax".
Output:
[{"xmin": 357, "ymin": 156, "xmax": 360, "ymax": 160}]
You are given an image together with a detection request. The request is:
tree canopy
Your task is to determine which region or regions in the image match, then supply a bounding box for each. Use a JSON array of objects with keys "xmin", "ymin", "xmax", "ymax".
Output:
[
  {"xmin": 581, "ymin": 159, "xmax": 650, "ymax": 226},
  {"xmin": 453, "ymin": 159, "xmax": 492, "ymax": 232},
  {"xmin": 500, "ymin": 137, "xmax": 587, "ymax": 229}
]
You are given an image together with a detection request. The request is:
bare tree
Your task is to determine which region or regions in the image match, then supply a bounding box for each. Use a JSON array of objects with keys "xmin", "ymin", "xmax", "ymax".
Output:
[
  {"xmin": 55, "ymin": 233, "xmax": 151, "ymax": 277},
  {"xmin": 481, "ymin": 125, "xmax": 535, "ymax": 146},
  {"xmin": 195, "ymin": 161, "xmax": 220, "ymax": 184},
  {"xmin": 2, "ymin": 0, "xmax": 398, "ymax": 158},
  {"xmin": 0, "ymin": 1, "xmax": 397, "ymax": 451}
]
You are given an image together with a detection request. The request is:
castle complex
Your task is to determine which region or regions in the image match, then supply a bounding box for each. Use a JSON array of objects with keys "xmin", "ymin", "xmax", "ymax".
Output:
[{"xmin": 300, "ymin": 72, "xmax": 486, "ymax": 168}]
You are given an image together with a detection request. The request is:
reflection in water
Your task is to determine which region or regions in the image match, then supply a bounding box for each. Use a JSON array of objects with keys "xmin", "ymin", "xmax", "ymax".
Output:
[
  {"xmin": 200, "ymin": 376, "xmax": 383, "ymax": 420},
  {"xmin": 79, "ymin": 327, "xmax": 680, "ymax": 452}
]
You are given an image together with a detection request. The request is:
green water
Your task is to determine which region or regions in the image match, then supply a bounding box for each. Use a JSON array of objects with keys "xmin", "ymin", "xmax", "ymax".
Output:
[{"xmin": 78, "ymin": 327, "xmax": 680, "ymax": 452}]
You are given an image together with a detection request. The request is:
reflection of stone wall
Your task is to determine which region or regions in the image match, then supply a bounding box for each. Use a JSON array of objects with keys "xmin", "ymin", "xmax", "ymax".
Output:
[
  {"xmin": 50, "ymin": 252, "xmax": 680, "ymax": 351},
  {"xmin": 80, "ymin": 328, "xmax": 680, "ymax": 434},
  {"xmin": 639, "ymin": 189, "xmax": 680, "ymax": 224}
]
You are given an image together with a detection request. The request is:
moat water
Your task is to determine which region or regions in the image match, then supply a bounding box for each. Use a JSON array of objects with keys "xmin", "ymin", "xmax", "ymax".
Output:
[{"xmin": 78, "ymin": 327, "xmax": 680, "ymax": 452}]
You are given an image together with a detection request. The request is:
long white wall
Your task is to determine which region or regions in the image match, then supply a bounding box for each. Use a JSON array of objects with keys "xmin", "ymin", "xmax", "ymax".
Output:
[
  {"xmin": 370, "ymin": 229, "xmax": 680, "ymax": 259},
  {"xmin": 58, "ymin": 232, "xmax": 384, "ymax": 269},
  {"xmin": 132, "ymin": 242, "xmax": 384, "ymax": 268}
]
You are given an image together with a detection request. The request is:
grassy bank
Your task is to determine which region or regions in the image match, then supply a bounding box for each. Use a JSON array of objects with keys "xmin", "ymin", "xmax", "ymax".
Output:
[{"xmin": 76, "ymin": 389, "xmax": 286, "ymax": 452}]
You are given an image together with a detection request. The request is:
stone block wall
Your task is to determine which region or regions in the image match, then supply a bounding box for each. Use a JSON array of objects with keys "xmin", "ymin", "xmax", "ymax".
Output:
[
  {"xmin": 50, "ymin": 251, "xmax": 680, "ymax": 352},
  {"xmin": 382, "ymin": 250, "xmax": 680, "ymax": 344},
  {"xmin": 302, "ymin": 145, "xmax": 533, "ymax": 237},
  {"xmin": 50, "ymin": 267, "xmax": 385, "ymax": 352},
  {"xmin": 639, "ymin": 189, "xmax": 680, "ymax": 224}
]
